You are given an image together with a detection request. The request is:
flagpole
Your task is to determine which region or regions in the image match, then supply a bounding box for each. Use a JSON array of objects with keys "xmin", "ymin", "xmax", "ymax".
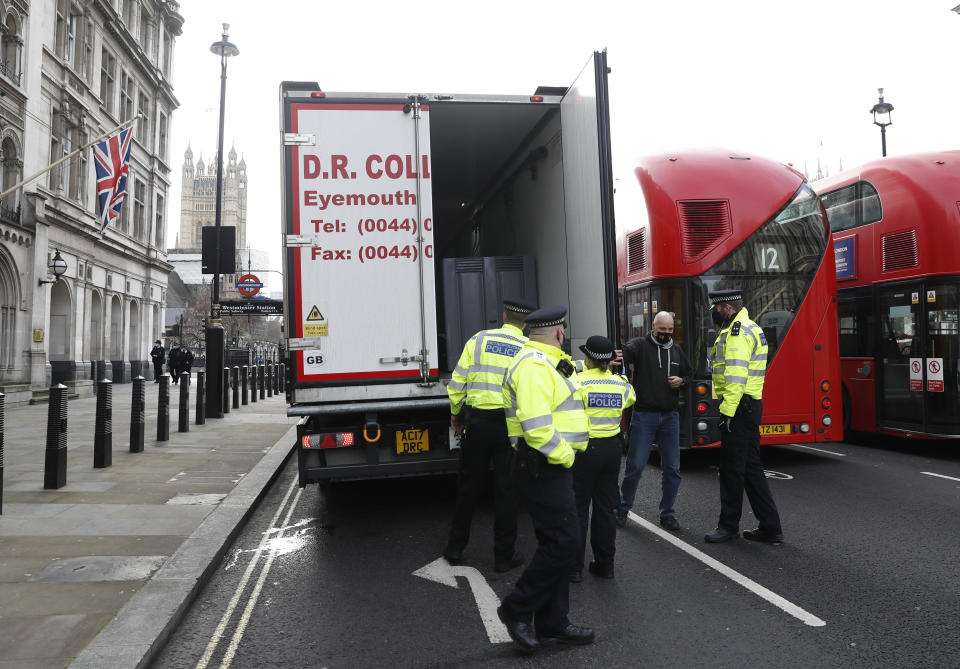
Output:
[{"xmin": 0, "ymin": 113, "xmax": 141, "ymax": 203}]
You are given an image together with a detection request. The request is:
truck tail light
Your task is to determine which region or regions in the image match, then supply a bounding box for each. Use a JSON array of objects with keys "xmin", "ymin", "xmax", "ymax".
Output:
[
  {"xmin": 310, "ymin": 91, "xmax": 326, "ymax": 98},
  {"xmin": 821, "ymin": 397, "xmax": 832, "ymax": 410},
  {"xmin": 696, "ymin": 383, "xmax": 709, "ymax": 396},
  {"xmin": 302, "ymin": 432, "xmax": 356, "ymax": 449},
  {"xmin": 820, "ymin": 380, "xmax": 831, "ymax": 392},
  {"xmin": 696, "ymin": 402, "xmax": 708, "ymax": 414}
]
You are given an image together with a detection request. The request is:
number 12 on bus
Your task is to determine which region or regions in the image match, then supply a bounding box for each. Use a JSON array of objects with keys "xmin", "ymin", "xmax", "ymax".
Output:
[{"xmin": 616, "ymin": 149, "xmax": 841, "ymax": 448}]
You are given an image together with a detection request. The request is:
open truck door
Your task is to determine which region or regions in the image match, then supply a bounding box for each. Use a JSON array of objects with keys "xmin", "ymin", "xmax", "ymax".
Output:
[
  {"xmin": 282, "ymin": 92, "xmax": 438, "ymax": 392},
  {"xmin": 560, "ymin": 50, "xmax": 618, "ymax": 346}
]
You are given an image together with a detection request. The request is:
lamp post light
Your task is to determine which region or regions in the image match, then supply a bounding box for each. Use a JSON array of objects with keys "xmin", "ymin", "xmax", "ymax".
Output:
[
  {"xmin": 204, "ymin": 23, "xmax": 239, "ymax": 419},
  {"xmin": 38, "ymin": 249, "xmax": 67, "ymax": 285},
  {"xmin": 870, "ymin": 88, "xmax": 894, "ymax": 158}
]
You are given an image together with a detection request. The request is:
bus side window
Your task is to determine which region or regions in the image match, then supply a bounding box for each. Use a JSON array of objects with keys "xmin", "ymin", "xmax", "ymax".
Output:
[
  {"xmin": 860, "ymin": 181, "xmax": 882, "ymax": 224},
  {"xmin": 822, "ymin": 184, "xmax": 858, "ymax": 232}
]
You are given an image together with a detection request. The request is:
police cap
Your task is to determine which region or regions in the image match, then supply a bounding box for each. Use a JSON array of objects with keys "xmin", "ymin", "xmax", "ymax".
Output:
[
  {"xmin": 708, "ymin": 289, "xmax": 743, "ymax": 306},
  {"xmin": 502, "ymin": 297, "xmax": 537, "ymax": 316},
  {"xmin": 579, "ymin": 335, "xmax": 614, "ymax": 361},
  {"xmin": 524, "ymin": 305, "xmax": 567, "ymax": 328}
]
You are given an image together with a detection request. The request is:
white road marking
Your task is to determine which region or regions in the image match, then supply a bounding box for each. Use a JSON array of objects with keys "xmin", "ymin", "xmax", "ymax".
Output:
[
  {"xmin": 220, "ymin": 486, "xmax": 304, "ymax": 668},
  {"xmin": 195, "ymin": 475, "xmax": 300, "ymax": 669},
  {"xmin": 783, "ymin": 443, "xmax": 847, "ymax": 457},
  {"xmin": 921, "ymin": 471, "xmax": 960, "ymax": 483},
  {"xmin": 627, "ymin": 511, "xmax": 826, "ymax": 628},
  {"xmin": 413, "ymin": 557, "xmax": 511, "ymax": 644}
]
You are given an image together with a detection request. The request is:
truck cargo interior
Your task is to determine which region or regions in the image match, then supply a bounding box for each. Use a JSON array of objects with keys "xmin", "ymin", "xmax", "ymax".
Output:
[{"xmin": 429, "ymin": 100, "xmax": 571, "ymax": 371}]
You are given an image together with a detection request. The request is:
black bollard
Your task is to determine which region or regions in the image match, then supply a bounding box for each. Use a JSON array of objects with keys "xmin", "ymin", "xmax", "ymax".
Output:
[
  {"xmin": 241, "ymin": 366, "xmax": 249, "ymax": 405},
  {"xmin": 179, "ymin": 372, "xmax": 190, "ymax": 432},
  {"xmin": 157, "ymin": 374, "xmax": 170, "ymax": 442},
  {"xmin": 259, "ymin": 365, "xmax": 266, "ymax": 400},
  {"xmin": 195, "ymin": 370, "xmax": 206, "ymax": 425},
  {"xmin": 0, "ymin": 392, "xmax": 4, "ymax": 514},
  {"xmin": 130, "ymin": 376, "xmax": 145, "ymax": 453},
  {"xmin": 266, "ymin": 364, "xmax": 273, "ymax": 398},
  {"xmin": 94, "ymin": 380, "xmax": 113, "ymax": 468},
  {"xmin": 280, "ymin": 363, "xmax": 286, "ymax": 397},
  {"xmin": 232, "ymin": 366, "xmax": 240, "ymax": 409},
  {"xmin": 223, "ymin": 368, "xmax": 230, "ymax": 415},
  {"xmin": 44, "ymin": 384, "xmax": 68, "ymax": 489},
  {"xmin": 274, "ymin": 363, "xmax": 280, "ymax": 394},
  {"xmin": 250, "ymin": 363, "xmax": 257, "ymax": 403}
]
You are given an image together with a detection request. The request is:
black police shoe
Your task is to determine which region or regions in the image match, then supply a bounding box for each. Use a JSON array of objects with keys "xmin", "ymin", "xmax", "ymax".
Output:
[
  {"xmin": 568, "ymin": 571, "xmax": 582, "ymax": 583},
  {"xmin": 494, "ymin": 551, "xmax": 525, "ymax": 573},
  {"xmin": 537, "ymin": 623, "xmax": 595, "ymax": 646},
  {"xmin": 497, "ymin": 605, "xmax": 539, "ymax": 654},
  {"xmin": 615, "ymin": 509, "xmax": 628, "ymax": 528},
  {"xmin": 659, "ymin": 515, "xmax": 681, "ymax": 531},
  {"xmin": 443, "ymin": 548, "xmax": 463, "ymax": 565},
  {"xmin": 743, "ymin": 528, "xmax": 784, "ymax": 544},
  {"xmin": 704, "ymin": 527, "xmax": 739, "ymax": 543},
  {"xmin": 588, "ymin": 561, "xmax": 614, "ymax": 579}
]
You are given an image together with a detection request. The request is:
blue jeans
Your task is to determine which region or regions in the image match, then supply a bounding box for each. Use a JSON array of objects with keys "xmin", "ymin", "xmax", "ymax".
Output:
[{"xmin": 619, "ymin": 410, "xmax": 681, "ymax": 518}]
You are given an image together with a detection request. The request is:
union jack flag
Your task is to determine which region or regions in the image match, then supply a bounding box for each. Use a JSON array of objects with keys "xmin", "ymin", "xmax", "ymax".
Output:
[{"xmin": 93, "ymin": 125, "xmax": 134, "ymax": 231}]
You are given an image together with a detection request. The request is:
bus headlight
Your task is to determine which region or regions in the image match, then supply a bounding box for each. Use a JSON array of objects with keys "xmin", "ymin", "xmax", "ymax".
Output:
[{"xmin": 696, "ymin": 421, "xmax": 708, "ymax": 432}]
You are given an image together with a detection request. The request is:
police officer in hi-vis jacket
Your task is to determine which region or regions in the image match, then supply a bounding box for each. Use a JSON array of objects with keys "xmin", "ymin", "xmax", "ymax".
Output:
[
  {"xmin": 571, "ymin": 335, "xmax": 635, "ymax": 582},
  {"xmin": 443, "ymin": 298, "xmax": 536, "ymax": 572},
  {"xmin": 704, "ymin": 289, "xmax": 784, "ymax": 544},
  {"xmin": 496, "ymin": 305, "xmax": 594, "ymax": 654}
]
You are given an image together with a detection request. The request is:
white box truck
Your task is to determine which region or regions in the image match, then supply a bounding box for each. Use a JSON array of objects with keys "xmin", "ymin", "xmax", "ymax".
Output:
[{"xmin": 281, "ymin": 51, "xmax": 619, "ymax": 486}]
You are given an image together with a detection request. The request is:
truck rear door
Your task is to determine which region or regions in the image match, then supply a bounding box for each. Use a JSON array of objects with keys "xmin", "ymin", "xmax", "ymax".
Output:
[
  {"xmin": 282, "ymin": 91, "xmax": 438, "ymax": 390},
  {"xmin": 560, "ymin": 50, "xmax": 618, "ymax": 346}
]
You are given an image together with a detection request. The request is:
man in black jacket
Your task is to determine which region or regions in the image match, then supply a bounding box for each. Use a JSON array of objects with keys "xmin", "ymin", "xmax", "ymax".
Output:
[
  {"xmin": 150, "ymin": 341, "xmax": 165, "ymax": 382},
  {"xmin": 615, "ymin": 311, "xmax": 693, "ymax": 530}
]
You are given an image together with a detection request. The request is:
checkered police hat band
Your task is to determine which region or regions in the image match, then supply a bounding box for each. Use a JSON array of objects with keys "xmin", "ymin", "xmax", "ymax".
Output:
[{"xmin": 583, "ymin": 347, "xmax": 614, "ymax": 360}]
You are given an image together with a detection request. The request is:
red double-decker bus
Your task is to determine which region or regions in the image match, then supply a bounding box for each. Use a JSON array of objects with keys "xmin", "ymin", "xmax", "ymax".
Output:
[
  {"xmin": 616, "ymin": 149, "xmax": 841, "ymax": 448},
  {"xmin": 814, "ymin": 151, "xmax": 960, "ymax": 438}
]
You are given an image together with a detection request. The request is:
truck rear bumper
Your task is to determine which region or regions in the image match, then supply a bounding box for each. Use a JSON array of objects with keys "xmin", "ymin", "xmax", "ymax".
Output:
[{"xmin": 299, "ymin": 455, "xmax": 459, "ymax": 484}]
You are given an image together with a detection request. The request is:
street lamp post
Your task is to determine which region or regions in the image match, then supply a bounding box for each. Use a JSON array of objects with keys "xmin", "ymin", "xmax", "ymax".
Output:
[
  {"xmin": 870, "ymin": 88, "xmax": 894, "ymax": 158},
  {"xmin": 204, "ymin": 24, "xmax": 239, "ymax": 419}
]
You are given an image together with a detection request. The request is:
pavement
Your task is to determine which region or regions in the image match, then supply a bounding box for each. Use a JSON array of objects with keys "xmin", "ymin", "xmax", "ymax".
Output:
[{"xmin": 0, "ymin": 374, "xmax": 297, "ymax": 669}]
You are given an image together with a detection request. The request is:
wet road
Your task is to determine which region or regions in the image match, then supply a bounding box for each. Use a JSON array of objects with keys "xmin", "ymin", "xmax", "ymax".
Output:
[{"xmin": 152, "ymin": 435, "xmax": 960, "ymax": 669}]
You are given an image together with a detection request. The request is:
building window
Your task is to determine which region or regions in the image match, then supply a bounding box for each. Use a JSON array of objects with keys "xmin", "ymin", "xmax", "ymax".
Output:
[
  {"xmin": 55, "ymin": 0, "xmax": 67, "ymax": 58},
  {"xmin": 133, "ymin": 178, "xmax": 145, "ymax": 240},
  {"xmin": 123, "ymin": 0, "xmax": 135, "ymax": 28},
  {"xmin": 48, "ymin": 111, "xmax": 65, "ymax": 191},
  {"xmin": 162, "ymin": 29, "xmax": 172, "ymax": 77},
  {"xmin": 69, "ymin": 126, "xmax": 87, "ymax": 203},
  {"xmin": 158, "ymin": 112, "xmax": 168, "ymax": 160},
  {"xmin": 81, "ymin": 17, "xmax": 94, "ymax": 81},
  {"xmin": 120, "ymin": 70, "xmax": 134, "ymax": 122},
  {"xmin": 155, "ymin": 193, "xmax": 164, "ymax": 246},
  {"xmin": 100, "ymin": 48, "xmax": 116, "ymax": 114},
  {"xmin": 139, "ymin": 8, "xmax": 151, "ymax": 54},
  {"xmin": 0, "ymin": 13, "xmax": 22, "ymax": 85},
  {"xmin": 137, "ymin": 90, "xmax": 150, "ymax": 147}
]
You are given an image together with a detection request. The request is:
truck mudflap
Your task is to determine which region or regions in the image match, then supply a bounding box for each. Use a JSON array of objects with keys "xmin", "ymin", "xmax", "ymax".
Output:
[{"xmin": 295, "ymin": 404, "xmax": 460, "ymax": 486}]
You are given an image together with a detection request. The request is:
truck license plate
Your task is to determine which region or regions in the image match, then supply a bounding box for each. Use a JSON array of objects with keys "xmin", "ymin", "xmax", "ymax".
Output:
[
  {"xmin": 396, "ymin": 428, "xmax": 429, "ymax": 455},
  {"xmin": 759, "ymin": 423, "xmax": 791, "ymax": 435}
]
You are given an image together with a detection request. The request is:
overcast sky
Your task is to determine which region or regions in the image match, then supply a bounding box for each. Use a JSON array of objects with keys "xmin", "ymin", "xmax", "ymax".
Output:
[{"xmin": 168, "ymin": 1, "xmax": 960, "ymax": 292}]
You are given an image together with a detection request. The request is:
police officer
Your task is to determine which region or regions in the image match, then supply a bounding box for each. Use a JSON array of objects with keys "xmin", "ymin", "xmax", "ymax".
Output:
[
  {"xmin": 571, "ymin": 335, "xmax": 635, "ymax": 582},
  {"xmin": 150, "ymin": 340, "xmax": 165, "ymax": 382},
  {"xmin": 704, "ymin": 289, "xmax": 784, "ymax": 544},
  {"xmin": 496, "ymin": 305, "xmax": 594, "ymax": 654},
  {"xmin": 443, "ymin": 298, "xmax": 536, "ymax": 572}
]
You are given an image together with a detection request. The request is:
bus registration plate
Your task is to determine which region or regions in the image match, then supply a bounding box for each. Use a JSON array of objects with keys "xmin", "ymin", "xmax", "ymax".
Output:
[
  {"xmin": 396, "ymin": 428, "xmax": 429, "ymax": 455},
  {"xmin": 759, "ymin": 423, "xmax": 791, "ymax": 435}
]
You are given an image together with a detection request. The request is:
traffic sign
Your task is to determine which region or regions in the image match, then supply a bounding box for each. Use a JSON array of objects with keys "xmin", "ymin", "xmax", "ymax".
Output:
[{"xmin": 236, "ymin": 274, "xmax": 263, "ymax": 297}]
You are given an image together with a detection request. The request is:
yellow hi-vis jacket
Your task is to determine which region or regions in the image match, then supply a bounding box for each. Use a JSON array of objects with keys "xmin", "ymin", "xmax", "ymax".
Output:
[
  {"xmin": 502, "ymin": 340, "xmax": 588, "ymax": 468},
  {"xmin": 447, "ymin": 323, "xmax": 527, "ymax": 414},
  {"xmin": 578, "ymin": 367, "xmax": 636, "ymax": 438},
  {"xmin": 710, "ymin": 306, "xmax": 768, "ymax": 417}
]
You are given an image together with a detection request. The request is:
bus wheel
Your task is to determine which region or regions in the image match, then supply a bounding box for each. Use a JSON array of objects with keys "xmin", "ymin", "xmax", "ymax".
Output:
[{"xmin": 842, "ymin": 384, "xmax": 852, "ymax": 438}]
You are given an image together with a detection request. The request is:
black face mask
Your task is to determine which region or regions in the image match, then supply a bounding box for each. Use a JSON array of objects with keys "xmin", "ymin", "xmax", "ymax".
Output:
[
  {"xmin": 654, "ymin": 332, "xmax": 672, "ymax": 345},
  {"xmin": 711, "ymin": 309, "xmax": 725, "ymax": 327}
]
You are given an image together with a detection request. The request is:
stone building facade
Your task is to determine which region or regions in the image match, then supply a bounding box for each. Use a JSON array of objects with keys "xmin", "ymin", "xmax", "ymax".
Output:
[{"xmin": 0, "ymin": 0, "xmax": 183, "ymax": 405}]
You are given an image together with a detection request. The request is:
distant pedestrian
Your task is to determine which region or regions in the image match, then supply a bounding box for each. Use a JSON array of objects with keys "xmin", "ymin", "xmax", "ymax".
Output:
[
  {"xmin": 570, "ymin": 335, "xmax": 635, "ymax": 582},
  {"xmin": 704, "ymin": 289, "xmax": 783, "ymax": 545},
  {"xmin": 150, "ymin": 340, "xmax": 165, "ymax": 383},
  {"xmin": 183, "ymin": 347, "xmax": 194, "ymax": 384},
  {"xmin": 168, "ymin": 345, "xmax": 181, "ymax": 384},
  {"xmin": 616, "ymin": 311, "xmax": 693, "ymax": 530}
]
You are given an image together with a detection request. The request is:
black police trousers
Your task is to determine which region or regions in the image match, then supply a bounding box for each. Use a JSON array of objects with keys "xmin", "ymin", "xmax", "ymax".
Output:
[
  {"xmin": 718, "ymin": 398, "xmax": 782, "ymax": 534},
  {"xmin": 572, "ymin": 435, "xmax": 621, "ymax": 571},
  {"xmin": 445, "ymin": 410, "xmax": 518, "ymax": 562},
  {"xmin": 500, "ymin": 450, "xmax": 579, "ymax": 634}
]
